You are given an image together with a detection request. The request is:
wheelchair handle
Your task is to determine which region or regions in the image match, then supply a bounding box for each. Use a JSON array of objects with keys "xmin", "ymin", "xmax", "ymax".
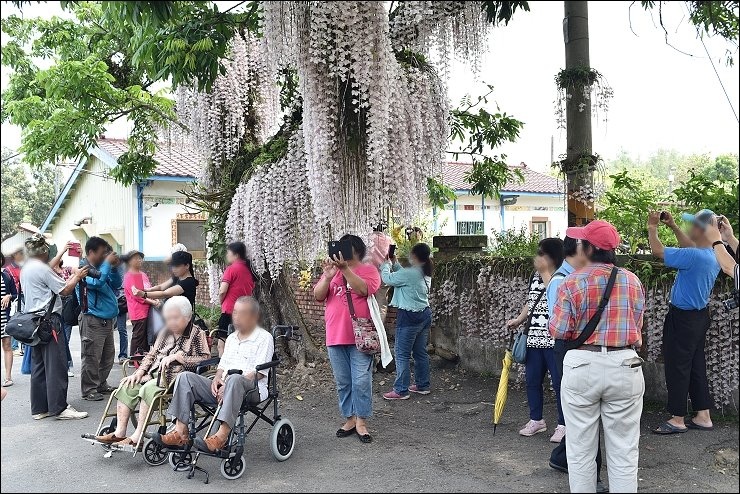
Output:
[
  {"xmin": 196, "ymin": 357, "xmax": 221, "ymax": 375},
  {"xmin": 255, "ymin": 359, "xmax": 280, "ymax": 372}
]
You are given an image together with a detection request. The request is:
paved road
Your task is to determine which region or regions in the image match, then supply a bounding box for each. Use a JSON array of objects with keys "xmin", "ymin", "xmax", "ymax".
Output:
[{"xmin": 2, "ymin": 331, "xmax": 738, "ymax": 492}]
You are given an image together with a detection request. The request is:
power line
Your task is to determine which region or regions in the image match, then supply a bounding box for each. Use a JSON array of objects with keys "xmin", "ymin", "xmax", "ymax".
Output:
[
  {"xmin": 1, "ymin": 152, "xmax": 22, "ymax": 163},
  {"xmin": 699, "ymin": 36, "xmax": 739, "ymax": 124}
]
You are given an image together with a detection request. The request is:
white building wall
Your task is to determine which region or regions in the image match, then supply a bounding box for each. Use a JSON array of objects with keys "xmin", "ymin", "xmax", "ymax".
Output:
[
  {"xmin": 49, "ymin": 156, "xmax": 136, "ymax": 258},
  {"xmin": 433, "ymin": 192, "xmax": 566, "ymax": 239},
  {"xmin": 141, "ymin": 181, "xmax": 193, "ymax": 259},
  {"xmin": 502, "ymin": 195, "xmax": 567, "ymax": 238}
]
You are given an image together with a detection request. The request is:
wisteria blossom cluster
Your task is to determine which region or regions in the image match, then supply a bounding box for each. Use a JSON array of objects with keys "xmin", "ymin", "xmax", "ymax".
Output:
[
  {"xmin": 225, "ymin": 128, "xmax": 324, "ymax": 276},
  {"xmin": 261, "ymin": 1, "xmax": 449, "ymax": 239},
  {"xmin": 389, "ymin": 1, "xmax": 490, "ymax": 74},
  {"xmin": 431, "ymin": 262, "xmax": 739, "ymax": 407},
  {"xmin": 174, "ymin": 33, "xmax": 279, "ymax": 188}
]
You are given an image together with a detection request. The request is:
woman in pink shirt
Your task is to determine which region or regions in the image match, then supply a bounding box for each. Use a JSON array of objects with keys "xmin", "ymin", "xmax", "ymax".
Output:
[
  {"xmin": 314, "ymin": 234, "xmax": 380, "ymax": 444},
  {"xmin": 122, "ymin": 251, "xmax": 158, "ymax": 355}
]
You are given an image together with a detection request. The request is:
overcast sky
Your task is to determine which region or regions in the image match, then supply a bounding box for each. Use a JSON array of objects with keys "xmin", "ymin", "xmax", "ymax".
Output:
[{"xmin": 2, "ymin": 1, "xmax": 738, "ymax": 174}]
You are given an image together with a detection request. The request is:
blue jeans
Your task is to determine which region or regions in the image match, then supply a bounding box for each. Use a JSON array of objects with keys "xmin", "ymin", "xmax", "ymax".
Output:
[
  {"xmin": 63, "ymin": 321, "xmax": 74, "ymax": 369},
  {"xmin": 11, "ymin": 337, "xmax": 19, "ymax": 351},
  {"xmin": 393, "ymin": 307, "xmax": 432, "ymax": 395},
  {"xmin": 116, "ymin": 313, "xmax": 128, "ymax": 359},
  {"xmin": 327, "ymin": 345, "xmax": 373, "ymax": 418},
  {"xmin": 525, "ymin": 347, "xmax": 564, "ymax": 425}
]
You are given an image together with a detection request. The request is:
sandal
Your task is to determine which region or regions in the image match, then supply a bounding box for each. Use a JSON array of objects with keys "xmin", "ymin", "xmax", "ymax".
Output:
[
  {"xmin": 653, "ymin": 421, "xmax": 688, "ymax": 435},
  {"xmin": 2, "ymin": 379, "xmax": 13, "ymax": 387},
  {"xmin": 336, "ymin": 426, "xmax": 356, "ymax": 438},
  {"xmin": 686, "ymin": 419, "xmax": 714, "ymax": 431},
  {"xmin": 356, "ymin": 431, "xmax": 373, "ymax": 444}
]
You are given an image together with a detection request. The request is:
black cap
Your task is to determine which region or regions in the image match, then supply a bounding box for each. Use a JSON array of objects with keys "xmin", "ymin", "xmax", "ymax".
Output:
[{"xmin": 170, "ymin": 250, "xmax": 193, "ymax": 266}]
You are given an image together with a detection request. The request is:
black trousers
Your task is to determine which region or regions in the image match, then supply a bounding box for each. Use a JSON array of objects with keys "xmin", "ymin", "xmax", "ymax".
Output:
[
  {"xmin": 551, "ymin": 340, "xmax": 603, "ymax": 476},
  {"xmin": 662, "ymin": 305, "xmax": 712, "ymax": 416},
  {"xmin": 30, "ymin": 314, "xmax": 69, "ymax": 416}
]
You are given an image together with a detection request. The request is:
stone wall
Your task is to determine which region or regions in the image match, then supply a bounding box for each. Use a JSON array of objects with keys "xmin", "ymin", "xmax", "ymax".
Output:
[{"xmin": 429, "ymin": 238, "xmax": 739, "ymax": 411}]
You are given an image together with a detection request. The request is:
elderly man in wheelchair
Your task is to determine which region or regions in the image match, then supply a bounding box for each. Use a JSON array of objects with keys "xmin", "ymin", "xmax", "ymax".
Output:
[
  {"xmin": 92, "ymin": 296, "xmax": 210, "ymax": 448},
  {"xmin": 154, "ymin": 296, "xmax": 273, "ymax": 454}
]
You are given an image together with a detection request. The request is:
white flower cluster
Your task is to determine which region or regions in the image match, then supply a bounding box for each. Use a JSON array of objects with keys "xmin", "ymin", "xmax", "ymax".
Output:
[
  {"xmin": 175, "ymin": 32, "xmax": 279, "ymax": 177},
  {"xmin": 389, "ymin": 1, "xmax": 489, "ymax": 74},
  {"xmin": 207, "ymin": 262, "xmax": 224, "ymax": 305},
  {"xmin": 262, "ymin": 1, "xmax": 448, "ymax": 238},
  {"xmin": 225, "ymin": 128, "xmax": 324, "ymax": 276}
]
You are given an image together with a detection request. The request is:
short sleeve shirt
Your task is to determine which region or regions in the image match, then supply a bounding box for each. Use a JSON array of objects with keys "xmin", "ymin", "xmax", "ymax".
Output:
[
  {"xmin": 664, "ymin": 247, "xmax": 720, "ymax": 310},
  {"xmin": 221, "ymin": 261, "xmax": 255, "ymax": 314},
  {"xmin": 218, "ymin": 327, "xmax": 275, "ymax": 401},
  {"xmin": 321, "ymin": 264, "xmax": 381, "ymax": 346},
  {"xmin": 20, "ymin": 258, "xmax": 65, "ymax": 314},
  {"xmin": 173, "ymin": 276, "xmax": 198, "ymax": 308}
]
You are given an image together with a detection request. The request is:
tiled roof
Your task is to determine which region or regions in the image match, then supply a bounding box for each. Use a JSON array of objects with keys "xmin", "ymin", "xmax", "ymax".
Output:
[
  {"xmin": 442, "ymin": 162, "xmax": 563, "ymax": 194},
  {"xmin": 95, "ymin": 138, "xmax": 201, "ymax": 178}
]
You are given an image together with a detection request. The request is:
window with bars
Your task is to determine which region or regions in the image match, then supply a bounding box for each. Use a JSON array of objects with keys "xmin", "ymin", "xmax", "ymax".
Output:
[{"xmin": 456, "ymin": 221, "xmax": 484, "ymax": 235}]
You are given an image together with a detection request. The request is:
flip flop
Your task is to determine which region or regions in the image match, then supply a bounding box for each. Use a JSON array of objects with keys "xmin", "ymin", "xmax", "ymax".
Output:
[
  {"xmin": 686, "ymin": 419, "xmax": 714, "ymax": 431},
  {"xmin": 653, "ymin": 422, "xmax": 688, "ymax": 435},
  {"xmin": 2, "ymin": 379, "xmax": 13, "ymax": 387}
]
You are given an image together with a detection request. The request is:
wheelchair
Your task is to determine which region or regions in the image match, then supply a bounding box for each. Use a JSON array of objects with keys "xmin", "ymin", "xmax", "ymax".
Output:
[
  {"xmin": 81, "ymin": 355, "xmax": 219, "ymax": 466},
  {"xmin": 162, "ymin": 325, "xmax": 301, "ymax": 483}
]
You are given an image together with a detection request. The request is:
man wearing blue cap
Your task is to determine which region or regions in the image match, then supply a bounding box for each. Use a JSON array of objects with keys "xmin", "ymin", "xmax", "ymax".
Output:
[{"xmin": 647, "ymin": 209, "xmax": 721, "ymax": 435}]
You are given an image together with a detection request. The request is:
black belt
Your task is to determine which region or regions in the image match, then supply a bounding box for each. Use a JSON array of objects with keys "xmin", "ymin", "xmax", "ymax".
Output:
[{"xmin": 578, "ymin": 344, "xmax": 632, "ymax": 353}]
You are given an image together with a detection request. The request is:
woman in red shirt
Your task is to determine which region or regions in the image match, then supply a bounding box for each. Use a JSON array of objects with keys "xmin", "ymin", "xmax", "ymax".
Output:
[{"xmin": 218, "ymin": 242, "xmax": 255, "ymax": 333}]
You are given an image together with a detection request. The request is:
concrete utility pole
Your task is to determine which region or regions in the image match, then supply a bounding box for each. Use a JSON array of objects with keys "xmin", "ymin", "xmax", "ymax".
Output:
[{"xmin": 563, "ymin": 1, "xmax": 594, "ymax": 226}]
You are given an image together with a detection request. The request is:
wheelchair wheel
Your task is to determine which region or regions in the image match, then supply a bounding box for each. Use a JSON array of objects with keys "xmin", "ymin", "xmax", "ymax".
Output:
[
  {"xmin": 142, "ymin": 438, "xmax": 168, "ymax": 466},
  {"xmin": 270, "ymin": 418, "xmax": 295, "ymax": 461},
  {"xmin": 97, "ymin": 418, "xmax": 117, "ymax": 436},
  {"xmin": 168, "ymin": 451, "xmax": 192, "ymax": 472},
  {"xmin": 220, "ymin": 455, "xmax": 246, "ymax": 480}
]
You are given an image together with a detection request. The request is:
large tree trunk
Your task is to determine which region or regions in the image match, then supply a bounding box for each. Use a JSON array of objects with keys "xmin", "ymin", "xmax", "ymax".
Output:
[
  {"xmin": 563, "ymin": 1, "xmax": 595, "ymax": 227},
  {"xmin": 256, "ymin": 271, "xmax": 322, "ymax": 364}
]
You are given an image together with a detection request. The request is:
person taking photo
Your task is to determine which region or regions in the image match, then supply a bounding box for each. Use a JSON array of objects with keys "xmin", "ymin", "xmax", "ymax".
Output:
[{"xmin": 647, "ymin": 210, "xmax": 721, "ymax": 434}]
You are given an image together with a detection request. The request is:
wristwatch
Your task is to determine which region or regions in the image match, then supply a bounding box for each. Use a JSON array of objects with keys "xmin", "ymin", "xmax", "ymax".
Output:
[{"xmin": 712, "ymin": 241, "xmax": 724, "ymax": 248}]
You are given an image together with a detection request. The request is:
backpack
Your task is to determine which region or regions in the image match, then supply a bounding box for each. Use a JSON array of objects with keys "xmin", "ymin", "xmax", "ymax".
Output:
[{"xmin": 62, "ymin": 289, "xmax": 81, "ymax": 326}]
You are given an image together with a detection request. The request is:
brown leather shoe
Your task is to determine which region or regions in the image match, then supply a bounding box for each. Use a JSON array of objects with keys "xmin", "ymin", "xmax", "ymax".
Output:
[
  {"xmin": 154, "ymin": 430, "xmax": 188, "ymax": 448},
  {"xmin": 95, "ymin": 432, "xmax": 125, "ymax": 444},
  {"xmin": 195, "ymin": 434, "xmax": 227, "ymax": 453}
]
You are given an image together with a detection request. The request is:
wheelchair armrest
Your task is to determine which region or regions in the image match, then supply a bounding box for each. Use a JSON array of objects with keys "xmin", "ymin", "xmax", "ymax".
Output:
[
  {"xmin": 196, "ymin": 357, "xmax": 221, "ymax": 375},
  {"xmin": 127, "ymin": 355, "xmax": 145, "ymax": 362},
  {"xmin": 209, "ymin": 328, "xmax": 228, "ymax": 340},
  {"xmin": 255, "ymin": 359, "xmax": 280, "ymax": 372}
]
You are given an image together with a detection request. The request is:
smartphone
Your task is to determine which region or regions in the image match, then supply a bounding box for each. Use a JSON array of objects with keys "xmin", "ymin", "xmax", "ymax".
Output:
[
  {"xmin": 68, "ymin": 242, "xmax": 81, "ymax": 258},
  {"xmin": 388, "ymin": 244, "xmax": 397, "ymax": 258},
  {"xmin": 328, "ymin": 240, "xmax": 353, "ymax": 261},
  {"xmin": 659, "ymin": 211, "xmax": 668, "ymax": 222}
]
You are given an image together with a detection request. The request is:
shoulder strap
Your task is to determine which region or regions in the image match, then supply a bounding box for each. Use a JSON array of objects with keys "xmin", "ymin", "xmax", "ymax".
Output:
[
  {"xmin": 566, "ymin": 266, "xmax": 619, "ymax": 351},
  {"xmin": 552, "ymin": 270, "xmax": 567, "ymax": 280},
  {"xmin": 342, "ymin": 275, "xmax": 357, "ymax": 319},
  {"xmin": 43, "ymin": 293, "xmax": 58, "ymax": 321}
]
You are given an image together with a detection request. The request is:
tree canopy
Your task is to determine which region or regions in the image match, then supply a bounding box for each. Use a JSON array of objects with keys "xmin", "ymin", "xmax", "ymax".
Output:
[{"xmin": 1, "ymin": 148, "xmax": 58, "ymax": 239}]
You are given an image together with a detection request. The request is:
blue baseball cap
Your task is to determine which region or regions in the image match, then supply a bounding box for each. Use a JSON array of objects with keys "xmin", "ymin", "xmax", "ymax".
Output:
[{"xmin": 681, "ymin": 209, "xmax": 715, "ymax": 228}]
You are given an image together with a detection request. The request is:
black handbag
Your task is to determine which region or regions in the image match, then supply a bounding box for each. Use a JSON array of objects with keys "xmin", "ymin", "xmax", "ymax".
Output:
[{"xmin": 5, "ymin": 293, "xmax": 58, "ymax": 346}]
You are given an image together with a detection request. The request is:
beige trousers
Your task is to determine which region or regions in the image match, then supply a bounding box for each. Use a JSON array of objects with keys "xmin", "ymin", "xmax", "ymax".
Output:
[{"xmin": 561, "ymin": 348, "xmax": 645, "ymax": 493}]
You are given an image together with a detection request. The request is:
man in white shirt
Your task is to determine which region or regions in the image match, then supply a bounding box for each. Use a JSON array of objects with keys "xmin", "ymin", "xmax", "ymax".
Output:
[{"xmin": 154, "ymin": 296, "xmax": 274, "ymax": 452}]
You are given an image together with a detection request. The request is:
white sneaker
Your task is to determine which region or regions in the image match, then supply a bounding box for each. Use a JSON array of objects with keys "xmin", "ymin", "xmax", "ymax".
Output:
[
  {"xmin": 56, "ymin": 405, "xmax": 88, "ymax": 420},
  {"xmin": 550, "ymin": 424, "xmax": 566, "ymax": 443},
  {"xmin": 67, "ymin": 371, "xmax": 75, "ymax": 377},
  {"xmin": 32, "ymin": 412, "xmax": 51, "ymax": 420}
]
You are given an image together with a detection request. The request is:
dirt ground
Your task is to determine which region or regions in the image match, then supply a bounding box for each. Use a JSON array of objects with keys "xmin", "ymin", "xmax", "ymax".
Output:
[{"xmin": 1, "ymin": 335, "xmax": 739, "ymax": 493}]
